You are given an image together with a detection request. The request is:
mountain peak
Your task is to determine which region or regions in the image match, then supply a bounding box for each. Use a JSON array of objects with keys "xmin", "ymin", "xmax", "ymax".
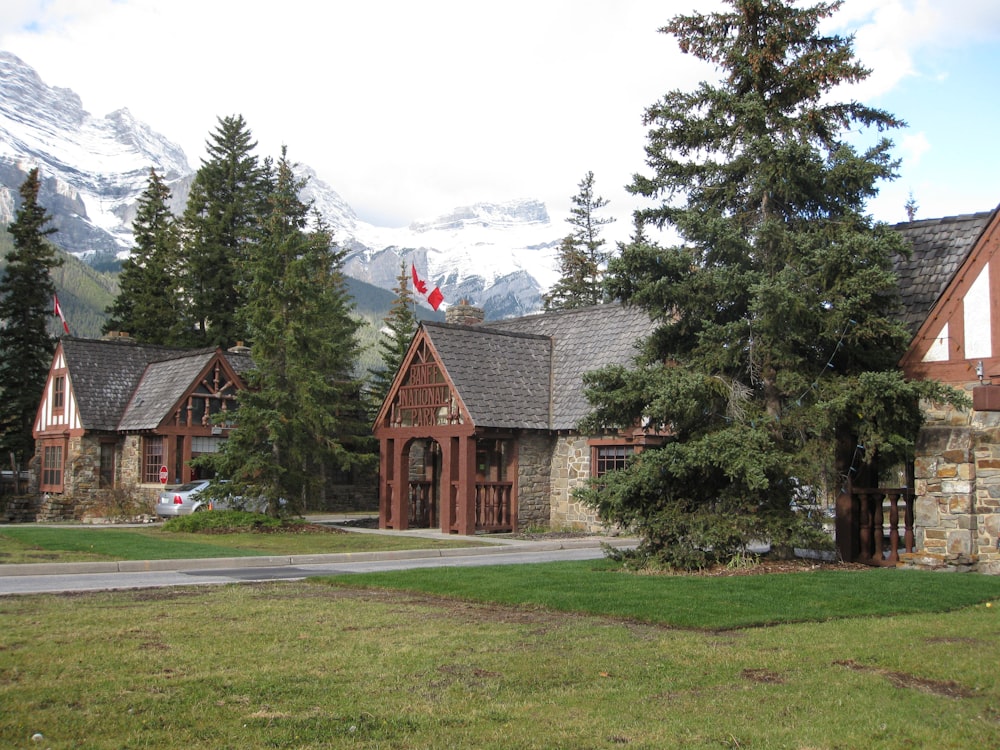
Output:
[{"xmin": 409, "ymin": 199, "xmax": 550, "ymax": 233}]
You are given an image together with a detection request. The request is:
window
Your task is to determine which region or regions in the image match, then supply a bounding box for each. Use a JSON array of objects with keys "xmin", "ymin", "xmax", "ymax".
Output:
[
  {"xmin": 591, "ymin": 444, "xmax": 634, "ymax": 478},
  {"xmin": 41, "ymin": 443, "xmax": 64, "ymax": 491},
  {"xmin": 52, "ymin": 375, "xmax": 65, "ymax": 412},
  {"xmin": 142, "ymin": 436, "xmax": 163, "ymax": 483},
  {"xmin": 99, "ymin": 442, "xmax": 115, "ymax": 489}
]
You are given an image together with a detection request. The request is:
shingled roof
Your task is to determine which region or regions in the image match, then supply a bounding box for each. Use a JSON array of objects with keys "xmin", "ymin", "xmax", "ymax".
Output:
[
  {"xmin": 117, "ymin": 349, "xmax": 251, "ymax": 431},
  {"xmin": 60, "ymin": 338, "xmax": 253, "ymax": 432},
  {"xmin": 422, "ymin": 323, "xmax": 552, "ymax": 430},
  {"xmin": 419, "ymin": 303, "xmax": 655, "ymax": 431},
  {"xmin": 60, "ymin": 338, "xmax": 191, "ymax": 431},
  {"xmin": 893, "ymin": 209, "xmax": 996, "ymax": 335}
]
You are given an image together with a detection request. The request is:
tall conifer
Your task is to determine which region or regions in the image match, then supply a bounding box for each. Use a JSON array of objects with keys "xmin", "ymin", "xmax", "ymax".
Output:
[
  {"xmin": 580, "ymin": 0, "xmax": 961, "ymax": 569},
  {"xmin": 368, "ymin": 261, "xmax": 418, "ymax": 416},
  {"xmin": 179, "ymin": 115, "xmax": 267, "ymax": 347},
  {"xmin": 0, "ymin": 168, "xmax": 62, "ymax": 465},
  {"xmin": 543, "ymin": 171, "xmax": 614, "ymax": 310},
  {"xmin": 201, "ymin": 149, "xmax": 371, "ymax": 514},
  {"xmin": 104, "ymin": 168, "xmax": 182, "ymax": 343}
]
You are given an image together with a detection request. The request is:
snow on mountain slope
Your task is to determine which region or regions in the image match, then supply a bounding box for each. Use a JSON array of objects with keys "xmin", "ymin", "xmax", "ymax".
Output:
[{"xmin": 0, "ymin": 50, "xmax": 561, "ymax": 318}]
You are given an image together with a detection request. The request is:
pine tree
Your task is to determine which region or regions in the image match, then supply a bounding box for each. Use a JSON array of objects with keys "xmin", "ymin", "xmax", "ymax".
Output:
[
  {"xmin": 0, "ymin": 168, "xmax": 62, "ymax": 466},
  {"xmin": 368, "ymin": 261, "xmax": 418, "ymax": 416},
  {"xmin": 543, "ymin": 171, "xmax": 615, "ymax": 310},
  {"xmin": 178, "ymin": 115, "xmax": 268, "ymax": 347},
  {"xmin": 579, "ymin": 0, "xmax": 962, "ymax": 569},
  {"xmin": 200, "ymin": 149, "xmax": 372, "ymax": 514},
  {"xmin": 104, "ymin": 168, "xmax": 183, "ymax": 343}
]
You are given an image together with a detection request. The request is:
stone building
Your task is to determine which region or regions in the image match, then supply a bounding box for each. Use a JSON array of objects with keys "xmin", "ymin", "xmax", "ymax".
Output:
[
  {"xmin": 892, "ymin": 206, "xmax": 1000, "ymax": 573},
  {"xmin": 30, "ymin": 336, "xmax": 251, "ymax": 519},
  {"xmin": 373, "ymin": 303, "xmax": 662, "ymax": 534}
]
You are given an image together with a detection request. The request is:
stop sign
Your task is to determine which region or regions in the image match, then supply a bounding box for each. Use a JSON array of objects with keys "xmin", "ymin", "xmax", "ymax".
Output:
[{"xmin": 159, "ymin": 465, "xmax": 168, "ymax": 484}]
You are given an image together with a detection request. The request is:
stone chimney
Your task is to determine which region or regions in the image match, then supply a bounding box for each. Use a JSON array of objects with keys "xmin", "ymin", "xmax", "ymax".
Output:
[
  {"xmin": 445, "ymin": 299, "xmax": 485, "ymax": 326},
  {"xmin": 101, "ymin": 331, "xmax": 135, "ymax": 343}
]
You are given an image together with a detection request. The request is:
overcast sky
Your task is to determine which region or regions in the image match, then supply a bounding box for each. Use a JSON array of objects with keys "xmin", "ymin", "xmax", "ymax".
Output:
[{"xmin": 1, "ymin": 0, "xmax": 998, "ymax": 241}]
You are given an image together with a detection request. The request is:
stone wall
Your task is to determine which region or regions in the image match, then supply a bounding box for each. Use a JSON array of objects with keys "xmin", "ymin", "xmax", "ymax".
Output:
[
  {"xmin": 548, "ymin": 434, "xmax": 605, "ymax": 531},
  {"xmin": 913, "ymin": 397, "xmax": 1000, "ymax": 574},
  {"xmin": 516, "ymin": 433, "xmax": 554, "ymax": 528}
]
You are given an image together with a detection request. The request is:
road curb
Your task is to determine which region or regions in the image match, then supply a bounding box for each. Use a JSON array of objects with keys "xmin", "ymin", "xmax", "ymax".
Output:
[{"xmin": 0, "ymin": 538, "xmax": 636, "ymax": 577}]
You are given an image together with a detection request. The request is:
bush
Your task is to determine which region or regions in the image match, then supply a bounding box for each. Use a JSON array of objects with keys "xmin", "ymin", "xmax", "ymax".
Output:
[{"xmin": 162, "ymin": 510, "xmax": 285, "ymax": 534}]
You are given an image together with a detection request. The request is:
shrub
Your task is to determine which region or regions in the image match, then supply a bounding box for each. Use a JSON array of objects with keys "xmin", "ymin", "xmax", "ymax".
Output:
[{"xmin": 162, "ymin": 509, "xmax": 285, "ymax": 534}]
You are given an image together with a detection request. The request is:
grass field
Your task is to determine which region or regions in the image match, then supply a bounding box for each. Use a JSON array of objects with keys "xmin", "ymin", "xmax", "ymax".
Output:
[
  {"xmin": 0, "ymin": 523, "xmax": 481, "ymax": 564},
  {"xmin": 2, "ymin": 561, "xmax": 998, "ymax": 749}
]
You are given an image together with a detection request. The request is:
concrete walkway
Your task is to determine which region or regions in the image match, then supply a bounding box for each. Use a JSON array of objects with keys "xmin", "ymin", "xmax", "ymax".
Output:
[{"xmin": 0, "ymin": 516, "xmax": 635, "ymax": 577}]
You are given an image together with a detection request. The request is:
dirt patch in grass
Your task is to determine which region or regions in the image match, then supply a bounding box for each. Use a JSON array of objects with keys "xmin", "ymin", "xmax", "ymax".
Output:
[
  {"xmin": 835, "ymin": 659, "xmax": 977, "ymax": 699},
  {"xmin": 695, "ymin": 559, "xmax": 871, "ymax": 577},
  {"xmin": 741, "ymin": 668, "xmax": 786, "ymax": 684}
]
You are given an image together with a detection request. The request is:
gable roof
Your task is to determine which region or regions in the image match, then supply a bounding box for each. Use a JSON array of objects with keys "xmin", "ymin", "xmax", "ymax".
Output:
[
  {"xmin": 416, "ymin": 303, "xmax": 655, "ymax": 431},
  {"xmin": 421, "ymin": 323, "xmax": 552, "ymax": 430},
  {"xmin": 117, "ymin": 349, "xmax": 250, "ymax": 431},
  {"xmin": 485, "ymin": 303, "xmax": 657, "ymax": 430},
  {"xmin": 893, "ymin": 209, "xmax": 996, "ymax": 335},
  {"xmin": 59, "ymin": 338, "xmax": 192, "ymax": 431}
]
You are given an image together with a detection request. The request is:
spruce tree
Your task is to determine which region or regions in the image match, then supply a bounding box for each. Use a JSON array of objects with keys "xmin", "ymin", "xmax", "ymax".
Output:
[
  {"xmin": 201, "ymin": 149, "xmax": 372, "ymax": 514},
  {"xmin": 104, "ymin": 168, "xmax": 183, "ymax": 343},
  {"xmin": 0, "ymin": 168, "xmax": 62, "ymax": 466},
  {"xmin": 179, "ymin": 115, "xmax": 268, "ymax": 347},
  {"xmin": 579, "ymin": 0, "xmax": 961, "ymax": 569},
  {"xmin": 367, "ymin": 261, "xmax": 418, "ymax": 416},
  {"xmin": 543, "ymin": 171, "xmax": 614, "ymax": 310}
]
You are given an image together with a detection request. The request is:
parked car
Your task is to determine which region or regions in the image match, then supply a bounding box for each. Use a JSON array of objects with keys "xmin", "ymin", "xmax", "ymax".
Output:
[
  {"xmin": 154, "ymin": 480, "xmax": 214, "ymax": 517},
  {"xmin": 155, "ymin": 479, "xmax": 281, "ymax": 518}
]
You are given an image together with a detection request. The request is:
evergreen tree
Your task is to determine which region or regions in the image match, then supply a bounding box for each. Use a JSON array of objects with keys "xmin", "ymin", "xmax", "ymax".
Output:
[
  {"xmin": 201, "ymin": 149, "xmax": 372, "ymax": 515},
  {"xmin": 179, "ymin": 115, "xmax": 268, "ymax": 347},
  {"xmin": 104, "ymin": 168, "xmax": 183, "ymax": 343},
  {"xmin": 579, "ymin": 0, "xmax": 962, "ymax": 569},
  {"xmin": 0, "ymin": 168, "xmax": 62, "ymax": 466},
  {"xmin": 367, "ymin": 261, "xmax": 418, "ymax": 417},
  {"xmin": 543, "ymin": 171, "xmax": 615, "ymax": 310}
]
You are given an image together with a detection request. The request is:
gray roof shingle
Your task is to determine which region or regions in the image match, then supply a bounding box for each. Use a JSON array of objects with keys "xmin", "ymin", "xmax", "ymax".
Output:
[
  {"xmin": 893, "ymin": 209, "xmax": 996, "ymax": 335},
  {"xmin": 422, "ymin": 323, "xmax": 552, "ymax": 429},
  {"xmin": 118, "ymin": 351, "xmax": 219, "ymax": 431},
  {"xmin": 421, "ymin": 303, "xmax": 656, "ymax": 431},
  {"xmin": 60, "ymin": 338, "xmax": 191, "ymax": 431}
]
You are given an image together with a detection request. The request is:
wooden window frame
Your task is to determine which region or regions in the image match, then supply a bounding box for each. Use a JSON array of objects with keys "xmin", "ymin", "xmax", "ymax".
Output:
[
  {"xmin": 52, "ymin": 374, "xmax": 65, "ymax": 415},
  {"xmin": 40, "ymin": 442, "xmax": 65, "ymax": 492},
  {"xmin": 141, "ymin": 436, "xmax": 163, "ymax": 484},
  {"xmin": 590, "ymin": 442, "xmax": 635, "ymax": 479}
]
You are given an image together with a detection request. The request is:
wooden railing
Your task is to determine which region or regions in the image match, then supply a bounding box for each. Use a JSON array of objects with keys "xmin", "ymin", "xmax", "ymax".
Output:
[
  {"xmin": 408, "ymin": 480, "xmax": 435, "ymax": 528},
  {"xmin": 476, "ymin": 481, "xmax": 513, "ymax": 532},
  {"xmin": 848, "ymin": 486, "xmax": 916, "ymax": 566}
]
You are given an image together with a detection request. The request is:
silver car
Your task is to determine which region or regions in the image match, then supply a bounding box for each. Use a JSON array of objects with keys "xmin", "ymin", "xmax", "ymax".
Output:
[{"xmin": 154, "ymin": 480, "xmax": 214, "ymax": 517}]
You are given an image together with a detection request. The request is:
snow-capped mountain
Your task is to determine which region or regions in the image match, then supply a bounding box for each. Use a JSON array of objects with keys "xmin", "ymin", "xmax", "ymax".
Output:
[{"xmin": 0, "ymin": 51, "xmax": 560, "ymax": 318}]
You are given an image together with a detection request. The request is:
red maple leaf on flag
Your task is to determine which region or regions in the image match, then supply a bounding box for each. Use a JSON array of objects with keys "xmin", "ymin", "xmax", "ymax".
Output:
[{"xmin": 411, "ymin": 263, "xmax": 428, "ymax": 295}]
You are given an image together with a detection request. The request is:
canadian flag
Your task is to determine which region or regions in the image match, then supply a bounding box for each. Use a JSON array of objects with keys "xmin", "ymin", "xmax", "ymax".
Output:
[
  {"xmin": 53, "ymin": 294, "xmax": 70, "ymax": 335},
  {"xmin": 411, "ymin": 263, "xmax": 444, "ymax": 311}
]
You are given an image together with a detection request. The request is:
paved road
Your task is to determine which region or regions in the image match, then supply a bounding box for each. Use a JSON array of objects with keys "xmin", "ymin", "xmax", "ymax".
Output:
[{"xmin": 0, "ymin": 539, "xmax": 628, "ymax": 596}]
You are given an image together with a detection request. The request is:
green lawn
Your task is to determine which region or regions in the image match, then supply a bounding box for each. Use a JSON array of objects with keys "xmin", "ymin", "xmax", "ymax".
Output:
[
  {"xmin": 321, "ymin": 558, "xmax": 1000, "ymax": 629},
  {"xmin": 0, "ymin": 524, "xmax": 482, "ymax": 564},
  {"xmin": 1, "ymin": 564, "xmax": 998, "ymax": 749}
]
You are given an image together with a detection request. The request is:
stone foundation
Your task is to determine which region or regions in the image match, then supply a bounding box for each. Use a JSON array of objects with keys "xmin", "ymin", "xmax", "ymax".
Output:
[
  {"xmin": 914, "ymin": 396, "xmax": 1000, "ymax": 574},
  {"xmin": 549, "ymin": 435, "xmax": 605, "ymax": 532},
  {"xmin": 516, "ymin": 433, "xmax": 554, "ymax": 528}
]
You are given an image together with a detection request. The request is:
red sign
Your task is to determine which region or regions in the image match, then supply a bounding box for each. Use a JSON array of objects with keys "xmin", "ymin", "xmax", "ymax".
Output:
[{"xmin": 159, "ymin": 465, "xmax": 168, "ymax": 484}]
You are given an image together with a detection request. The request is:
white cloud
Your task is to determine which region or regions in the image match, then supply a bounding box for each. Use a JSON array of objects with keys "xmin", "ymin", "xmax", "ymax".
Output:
[{"xmin": 900, "ymin": 132, "xmax": 931, "ymax": 167}]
